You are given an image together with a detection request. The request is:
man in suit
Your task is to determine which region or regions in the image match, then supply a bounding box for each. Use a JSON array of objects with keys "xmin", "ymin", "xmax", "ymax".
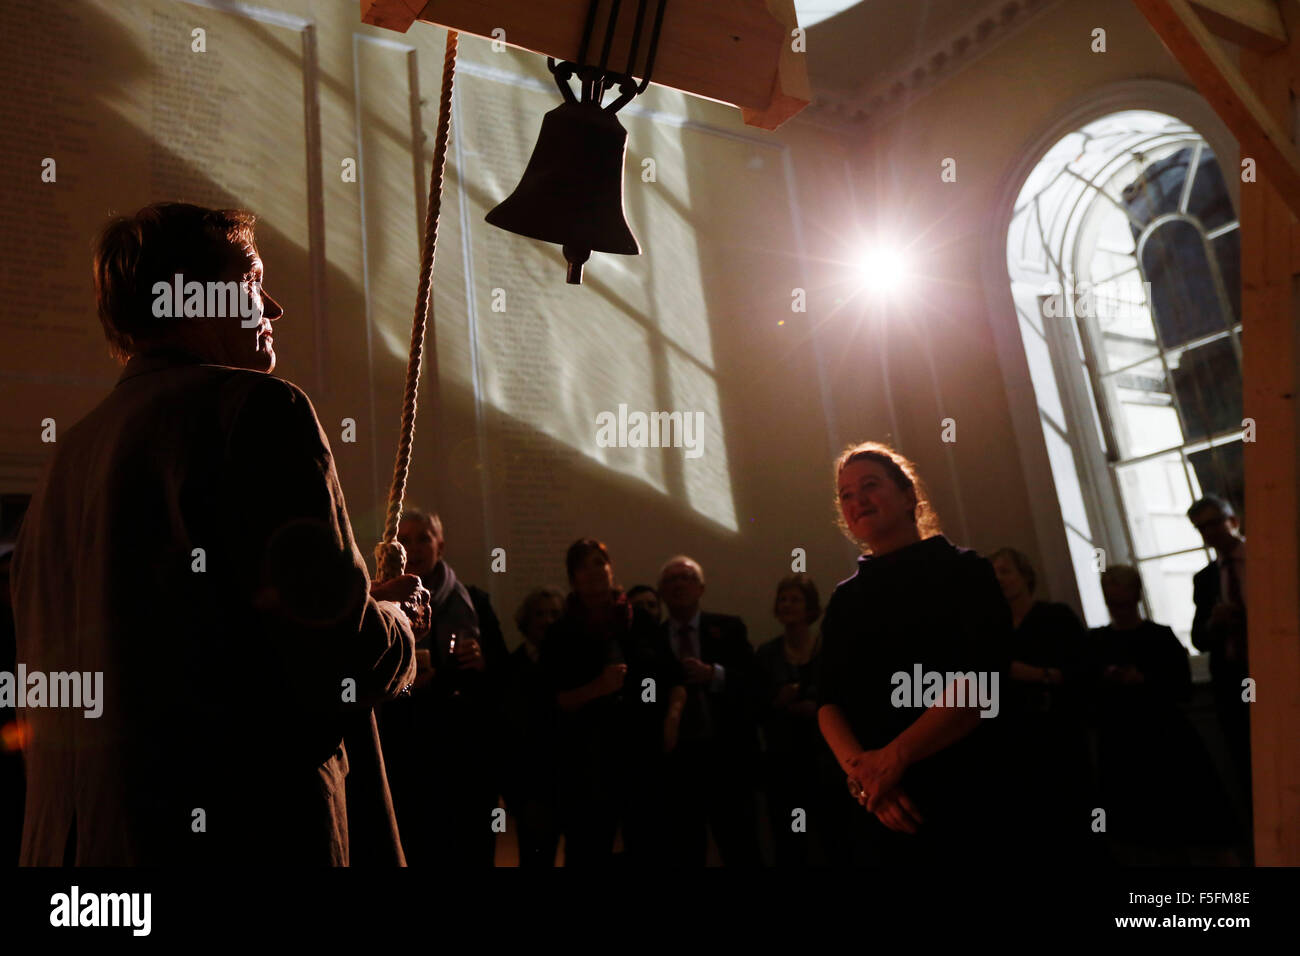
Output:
[
  {"xmin": 657, "ymin": 555, "xmax": 761, "ymax": 865},
  {"xmin": 1187, "ymin": 495, "xmax": 1251, "ymax": 809},
  {"xmin": 10, "ymin": 202, "xmax": 425, "ymax": 865},
  {"xmin": 381, "ymin": 509, "xmax": 508, "ymax": 866}
]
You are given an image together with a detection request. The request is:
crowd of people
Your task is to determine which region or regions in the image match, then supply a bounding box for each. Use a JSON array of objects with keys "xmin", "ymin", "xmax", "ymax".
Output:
[
  {"xmin": 371, "ymin": 453, "xmax": 1251, "ymax": 868},
  {"xmin": 2, "ymin": 202, "xmax": 1255, "ymax": 867}
]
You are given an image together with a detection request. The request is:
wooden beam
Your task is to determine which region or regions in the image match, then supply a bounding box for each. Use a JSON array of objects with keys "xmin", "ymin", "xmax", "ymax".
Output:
[
  {"xmin": 360, "ymin": 0, "xmax": 426, "ymax": 33},
  {"xmin": 1134, "ymin": 0, "xmax": 1300, "ymax": 220},
  {"xmin": 1238, "ymin": 0, "xmax": 1300, "ymax": 868},
  {"xmin": 360, "ymin": 0, "xmax": 811, "ymax": 130},
  {"xmin": 1191, "ymin": 0, "xmax": 1288, "ymax": 51}
]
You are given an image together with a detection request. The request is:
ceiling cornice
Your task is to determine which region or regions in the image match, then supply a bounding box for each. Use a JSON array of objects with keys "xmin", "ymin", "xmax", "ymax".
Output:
[{"xmin": 797, "ymin": 0, "xmax": 1066, "ymax": 137}]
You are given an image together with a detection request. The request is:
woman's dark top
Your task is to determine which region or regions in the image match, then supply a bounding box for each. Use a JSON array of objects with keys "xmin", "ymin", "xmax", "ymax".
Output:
[
  {"xmin": 1011, "ymin": 600, "xmax": 1090, "ymax": 671},
  {"xmin": 818, "ymin": 535, "xmax": 1012, "ymax": 830},
  {"xmin": 1090, "ymin": 620, "xmax": 1191, "ymax": 705},
  {"xmin": 755, "ymin": 634, "xmax": 822, "ymax": 763},
  {"xmin": 1007, "ymin": 600, "xmax": 1092, "ymax": 718},
  {"xmin": 539, "ymin": 591, "xmax": 683, "ymax": 764},
  {"xmin": 1005, "ymin": 600, "xmax": 1094, "ymax": 855}
]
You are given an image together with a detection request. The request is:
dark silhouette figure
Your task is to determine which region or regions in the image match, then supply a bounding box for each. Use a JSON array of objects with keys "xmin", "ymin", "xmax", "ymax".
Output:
[
  {"xmin": 502, "ymin": 587, "xmax": 565, "ymax": 866},
  {"xmin": 1090, "ymin": 565, "xmax": 1238, "ymax": 864},
  {"xmin": 10, "ymin": 204, "xmax": 424, "ymax": 865},
  {"xmin": 990, "ymin": 547, "xmax": 1095, "ymax": 863},
  {"xmin": 657, "ymin": 555, "xmax": 762, "ymax": 866},
  {"xmin": 1187, "ymin": 496, "xmax": 1251, "ymax": 822},
  {"xmin": 540, "ymin": 539, "xmax": 683, "ymax": 866},
  {"xmin": 379, "ymin": 509, "xmax": 509, "ymax": 867},
  {"xmin": 755, "ymin": 573, "xmax": 829, "ymax": 866}
]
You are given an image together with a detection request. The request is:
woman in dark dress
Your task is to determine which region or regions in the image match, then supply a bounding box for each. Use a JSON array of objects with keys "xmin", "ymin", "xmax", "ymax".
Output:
[
  {"xmin": 817, "ymin": 442, "xmax": 1015, "ymax": 866},
  {"xmin": 990, "ymin": 547, "xmax": 1095, "ymax": 862},
  {"xmin": 540, "ymin": 538, "xmax": 684, "ymax": 866},
  {"xmin": 755, "ymin": 573, "xmax": 827, "ymax": 867}
]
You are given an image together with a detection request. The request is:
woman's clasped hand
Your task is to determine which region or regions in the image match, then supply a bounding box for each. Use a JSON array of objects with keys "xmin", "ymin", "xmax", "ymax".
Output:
[{"xmin": 847, "ymin": 744, "xmax": 924, "ymax": 833}]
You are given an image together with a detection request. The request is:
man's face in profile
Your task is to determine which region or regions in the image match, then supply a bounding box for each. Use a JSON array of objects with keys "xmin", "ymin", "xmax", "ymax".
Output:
[
  {"xmin": 1190, "ymin": 505, "xmax": 1238, "ymax": 554},
  {"xmin": 204, "ymin": 242, "xmax": 284, "ymax": 373}
]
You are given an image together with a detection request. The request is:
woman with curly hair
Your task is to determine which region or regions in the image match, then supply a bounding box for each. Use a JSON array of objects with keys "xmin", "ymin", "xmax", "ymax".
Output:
[{"xmin": 816, "ymin": 442, "xmax": 1015, "ymax": 865}]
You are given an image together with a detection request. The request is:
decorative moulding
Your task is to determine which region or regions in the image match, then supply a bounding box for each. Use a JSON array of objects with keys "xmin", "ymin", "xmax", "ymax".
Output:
[{"xmin": 800, "ymin": 0, "xmax": 1064, "ymax": 135}]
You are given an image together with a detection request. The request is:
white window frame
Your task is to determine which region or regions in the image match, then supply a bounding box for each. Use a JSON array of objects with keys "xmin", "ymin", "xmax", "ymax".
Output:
[{"xmin": 981, "ymin": 81, "xmax": 1239, "ymax": 637}]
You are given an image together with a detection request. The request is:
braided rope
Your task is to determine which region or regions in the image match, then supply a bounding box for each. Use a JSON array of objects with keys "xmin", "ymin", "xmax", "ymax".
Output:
[{"xmin": 374, "ymin": 29, "xmax": 459, "ymax": 583}]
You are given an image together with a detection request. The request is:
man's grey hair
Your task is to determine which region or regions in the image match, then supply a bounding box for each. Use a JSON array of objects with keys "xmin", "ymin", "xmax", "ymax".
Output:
[
  {"xmin": 658, "ymin": 554, "xmax": 705, "ymax": 585},
  {"xmin": 401, "ymin": 508, "xmax": 443, "ymax": 540}
]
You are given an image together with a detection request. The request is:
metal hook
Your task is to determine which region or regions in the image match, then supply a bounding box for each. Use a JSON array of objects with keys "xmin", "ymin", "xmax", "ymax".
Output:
[{"xmin": 548, "ymin": 57, "xmax": 578, "ymax": 104}]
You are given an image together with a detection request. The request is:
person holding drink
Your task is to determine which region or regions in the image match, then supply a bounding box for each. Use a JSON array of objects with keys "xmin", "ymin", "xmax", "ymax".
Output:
[
  {"xmin": 540, "ymin": 538, "xmax": 685, "ymax": 866},
  {"xmin": 377, "ymin": 509, "xmax": 508, "ymax": 867}
]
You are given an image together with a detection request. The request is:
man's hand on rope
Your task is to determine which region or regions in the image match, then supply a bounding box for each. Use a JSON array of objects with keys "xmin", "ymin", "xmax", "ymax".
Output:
[{"xmin": 371, "ymin": 573, "xmax": 432, "ymax": 642}]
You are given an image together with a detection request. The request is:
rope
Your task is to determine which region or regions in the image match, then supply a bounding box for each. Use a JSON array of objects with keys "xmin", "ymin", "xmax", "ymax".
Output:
[{"xmin": 374, "ymin": 29, "xmax": 459, "ymax": 583}]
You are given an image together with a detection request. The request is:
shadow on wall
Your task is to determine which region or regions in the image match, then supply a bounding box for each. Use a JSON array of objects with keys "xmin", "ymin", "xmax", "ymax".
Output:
[{"xmin": 10, "ymin": 2, "xmax": 841, "ymax": 634}]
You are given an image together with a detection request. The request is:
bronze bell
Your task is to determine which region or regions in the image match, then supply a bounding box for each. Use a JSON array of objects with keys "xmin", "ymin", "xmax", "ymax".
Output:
[{"xmin": 486, "ymin": 99, "xmax": 640, "ymax": 284}]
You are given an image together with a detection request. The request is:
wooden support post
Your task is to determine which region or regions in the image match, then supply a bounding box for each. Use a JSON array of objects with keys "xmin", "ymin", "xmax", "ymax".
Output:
[
  {"xmin": 1135, "ymin": 0, "xmax": 1300, "ymax": 864},
  {"xmin": 1238, "ymin": 0, "xmax": 1300, "ymax": 867}
]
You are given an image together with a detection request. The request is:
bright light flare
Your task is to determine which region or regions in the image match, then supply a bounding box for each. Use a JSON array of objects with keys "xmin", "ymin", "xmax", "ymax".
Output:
[{"xmin": 855, "ymin": 244, "xmax": 911, "ymax": 299}]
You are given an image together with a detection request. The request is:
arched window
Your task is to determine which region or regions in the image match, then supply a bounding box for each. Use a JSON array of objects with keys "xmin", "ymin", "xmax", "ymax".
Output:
[{"xmin": 1005, "ymin": 109, "xmax": 1242, "ymax": 646}]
